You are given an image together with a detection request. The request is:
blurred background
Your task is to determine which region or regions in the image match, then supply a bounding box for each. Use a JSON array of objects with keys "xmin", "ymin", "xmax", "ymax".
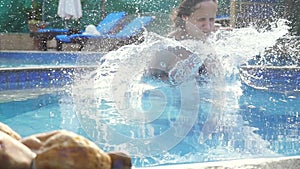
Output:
[
  {"xmin": 0, "ymin": 0, "xmax": 299, "ymax": 50},
  {"xmin": 2, "ymin": 0, "xmax": 298, "ymax": 34}
]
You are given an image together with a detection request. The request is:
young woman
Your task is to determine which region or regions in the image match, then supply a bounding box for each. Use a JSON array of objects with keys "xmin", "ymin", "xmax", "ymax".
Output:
[
  {"xmin": 147, "ymin": 0, "xmax": 219, "ymax": 84},
  {"xmin": 168, "ymin": 0, "xmax": 218, "ymax": 40}
]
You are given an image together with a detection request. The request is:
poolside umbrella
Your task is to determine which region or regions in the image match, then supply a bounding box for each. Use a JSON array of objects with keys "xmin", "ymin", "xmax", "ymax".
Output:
[{"xmin": 58, "ymin": 0, "xmax": 82, "ymax": 27}]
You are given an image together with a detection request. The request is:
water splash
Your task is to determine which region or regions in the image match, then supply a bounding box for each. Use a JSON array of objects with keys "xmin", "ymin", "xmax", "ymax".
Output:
[
  {"xmin": 212, "ymin": 19, "xmax": 290, "ymax": 74},
  {"xmin": 72, "ymin": 19, "xmax": 291, "ymax": 166}
]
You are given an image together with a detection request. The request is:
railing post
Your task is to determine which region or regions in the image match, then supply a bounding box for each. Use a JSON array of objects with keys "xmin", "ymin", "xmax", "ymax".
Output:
[{"xmin": 230, "ymin": 0, "xmax": 237, "ymax": 28}]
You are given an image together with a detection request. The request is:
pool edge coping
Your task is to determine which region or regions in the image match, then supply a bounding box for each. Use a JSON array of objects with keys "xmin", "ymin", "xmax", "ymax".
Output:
[{"xmin": 136, "ymin": 156, "xmax": 300, "ymax": 169}]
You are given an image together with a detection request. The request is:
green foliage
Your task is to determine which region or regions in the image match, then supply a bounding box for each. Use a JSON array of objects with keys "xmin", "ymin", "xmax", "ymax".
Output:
[
  {"xmin": 218, "ymin": 0, "xmax": 230, "ymax": 17},
  {"xmin": 26, "ymin": 2, "xmax": 43, "ymax": 21},
  {"xmin": 0, "ymin": 0, "xmax": 265, "ymax": 34},
  {"xmin": 0, "ymin": 0, "xmax": 181, "ymax": 33},
  {"xmin": 0, "ymin": 0, "xmax": 45, "ymax": 32}
]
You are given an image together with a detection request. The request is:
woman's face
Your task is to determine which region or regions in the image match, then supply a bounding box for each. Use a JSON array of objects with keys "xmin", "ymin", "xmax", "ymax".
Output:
[{"xmin": 184, "ymin": 1, "xmax": 217, "ymax": 39}]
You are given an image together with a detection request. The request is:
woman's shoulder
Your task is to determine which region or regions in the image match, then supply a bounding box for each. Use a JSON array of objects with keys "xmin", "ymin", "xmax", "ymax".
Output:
[{"xmin": 167, "ymin": 29, "xmax": 185, "ymax": 40}]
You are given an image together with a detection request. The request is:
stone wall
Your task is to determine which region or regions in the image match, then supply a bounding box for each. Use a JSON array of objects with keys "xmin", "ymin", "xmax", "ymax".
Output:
[{"xmin": 0, "ymin": 33, "xmax": 35, "ymax": 50}]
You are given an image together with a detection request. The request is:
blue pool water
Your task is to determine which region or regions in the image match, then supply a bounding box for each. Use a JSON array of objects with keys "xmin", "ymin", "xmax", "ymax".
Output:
[
  {"xmin": 0, "ymin": 51, "xmax": 103, "ymax": 68},
  {"xmin": 239, "ymin": 86, "xmax": 299, "ymax": 155},
  {"xmin": 0, "ymin": 66, "xmax": 299, "ymax": 167},
  {"xmin": 0, "ymin": 51, "xmax": 102, "ymax": 91},
  {"xmin": 0, "ymin": 28, "xmax": 299, "ymax": 166}
]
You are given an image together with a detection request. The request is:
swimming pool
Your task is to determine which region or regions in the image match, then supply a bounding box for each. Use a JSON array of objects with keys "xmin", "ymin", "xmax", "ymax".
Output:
[
  {"xmin": 0, "ymin": 51, "xmax": 102, "ymax": 90},
  {"xmin": 0, "ymin": 47, "xmax": 299, "ymax": 167}
]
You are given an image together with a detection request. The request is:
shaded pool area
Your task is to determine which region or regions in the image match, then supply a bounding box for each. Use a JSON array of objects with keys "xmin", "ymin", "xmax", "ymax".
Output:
[
  {"xmin": 0, "ymin": 51, "xmax": 102, "ymax": 67},
  {"xmin": 0, "ymin": 51, "xmax": 102, "ymax": 90}
]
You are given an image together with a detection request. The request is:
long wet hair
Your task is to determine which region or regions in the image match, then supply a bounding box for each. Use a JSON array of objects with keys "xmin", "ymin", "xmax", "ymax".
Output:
[{"xmin": 171, "ymin": 0, "xmax": 218, "ymax": 29}]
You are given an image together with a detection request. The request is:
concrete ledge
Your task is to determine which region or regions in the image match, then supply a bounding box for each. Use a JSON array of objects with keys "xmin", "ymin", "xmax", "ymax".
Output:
[
  {"xmin": 139, "ymin": 156, "xmax": 300, "ymax": 169},
  {"xmin": 0, "ymin": 33, "xmax": 80, "ymax": 51},
  {"xmin": 0, "ymin": 33, "xmax": 34, "ymax": 50}
]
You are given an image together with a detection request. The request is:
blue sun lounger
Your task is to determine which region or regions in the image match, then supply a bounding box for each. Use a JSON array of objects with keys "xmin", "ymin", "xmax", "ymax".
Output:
[
  {"xmin": 31, "ymin": 12, "xmax": 127, "ymax": 51},
  {"xmin": 56, "ymin": 16, "xmax": 154, "ymax": 51}
]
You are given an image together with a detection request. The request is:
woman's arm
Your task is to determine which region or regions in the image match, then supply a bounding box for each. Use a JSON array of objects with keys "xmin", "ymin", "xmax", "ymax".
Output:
[{"xmin": 147, "ymin": 46, "xmax": 204, "ymax": 84}]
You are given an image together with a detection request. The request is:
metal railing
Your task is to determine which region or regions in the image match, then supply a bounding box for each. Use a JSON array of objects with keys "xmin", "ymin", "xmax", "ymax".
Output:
[{"xmin": 230, "ymin": 0, "xmax": 281, "ymax": 28}]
